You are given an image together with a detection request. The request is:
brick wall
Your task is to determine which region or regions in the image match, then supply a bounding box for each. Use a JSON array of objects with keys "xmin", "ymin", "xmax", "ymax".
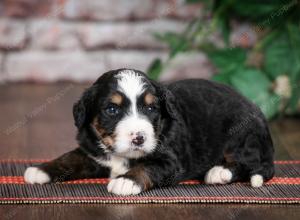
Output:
[
  {"xmin": 0, "ymin": 0, "xmax": 209, "ymax": 83},
  {"xmin": 0, "ymin": 0, "xmax": 256, "ymax": 83}
]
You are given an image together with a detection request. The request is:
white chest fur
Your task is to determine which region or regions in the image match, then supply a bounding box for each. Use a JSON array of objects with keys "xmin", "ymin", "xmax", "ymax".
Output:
[{"xmin": 91, "ymin": 155, "xmax": 129, "ymax": 178}]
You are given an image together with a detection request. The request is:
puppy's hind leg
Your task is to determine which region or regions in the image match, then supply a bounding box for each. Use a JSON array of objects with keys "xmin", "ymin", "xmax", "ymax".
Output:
[
  {"xmin": 205, "ymin": 131, "xmax": 274, "ymax": 187},
  {"xmin": 204, "ymin": 165, "xmax": 233, "ymax": 185},
  {"xmin": 237, "ymin": 134, "xmax": 274, "ymax": 187},
  {"xmin": 204, "ymin": 142, "xmax": 246, "ymax": 185},
  {"xmin": 249, "ymin": 162, "xmax": 274, "ymax": 187},
  {"xmin": 204, "ymin": 163, "xmax": 247, "ymax": 185}
]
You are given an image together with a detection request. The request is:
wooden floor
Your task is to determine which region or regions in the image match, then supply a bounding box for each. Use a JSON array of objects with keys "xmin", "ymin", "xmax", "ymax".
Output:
[{"xmin": 0, "ymin": 83, "xmax": 299, "ymax": 219}]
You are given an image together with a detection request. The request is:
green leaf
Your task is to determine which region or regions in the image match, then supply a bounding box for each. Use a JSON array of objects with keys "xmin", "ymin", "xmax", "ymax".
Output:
[
  {"xmin": 218, "ymin": 14, "xmax": 230, "ymax": 45},
  {"xmin": 185, "ymin": 0, "xmax": 215, "ymax": 7},
  {"xmin": 233, "ymin": 3, "xmax": 277, "ymax": 19},
  {"xmin": 264, "ymin": 32, "xmax": 294, "ymax": 79},
  {"xmin": 229, "ymin": 68, "xmax": 279, "ymax": 119},
  {"xmin": 230, "ymin": 68, "xmax": 271, "ymax": 99},
  {"xmin": 287, "ymin": 23, "xmax": 300, "ymax": 78},
  {"xmin": 207, "ymin": 48, "xmax": 247, "ymax": 73},
  {"xmin": 289, "ymin": 88, "xmax": 300, "ymax": 112},
  {"xmin": 264, "ymin": 23, "xmax": 300, "ymax": 82},
  {"xmin": 286, "ymin": 23, "xmax": 300, "ymax": 112},
  {"xmin": 170, "ymin": 40, "xmax": 189, "ymax": 58},
  {"xmin": 185, "ymin": 0, "xmax": 202, "ymax": 3},
  {"xmin": 287, "ymin": 80, "xmax": 300, "ymax": 112},
  {"xmin": 230, "ymin": 0, "xmax": 292, "ymax": 22},
  {"xmin": 212, "ymin": 71, "xmax": 232, "ymax": 84},
  {"xmin": 154, "ymin": 32, "xmax": 189, "ymax": 58},
  {"xmin": 147, "ymin": 58, "xmax": 163, "ymax": 80},
  {"xmin": 256, "ymin": 93, "xmax": 281, "ymax": 119}
]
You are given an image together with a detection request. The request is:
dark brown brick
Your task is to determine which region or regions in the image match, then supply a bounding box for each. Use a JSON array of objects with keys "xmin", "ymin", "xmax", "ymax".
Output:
[{"xmin": 1, "ymin": 0, "xmax": 53, "ymax": 17}]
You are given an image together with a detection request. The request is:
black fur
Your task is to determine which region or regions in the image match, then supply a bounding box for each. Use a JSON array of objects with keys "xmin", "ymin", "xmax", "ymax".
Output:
[{"xmin": 27, "ymin": 68, "xmax": 274, "ymax": 191}]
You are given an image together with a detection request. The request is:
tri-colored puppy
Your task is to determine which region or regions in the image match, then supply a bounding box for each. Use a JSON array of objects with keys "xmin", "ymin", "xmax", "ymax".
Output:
[{"xmin": 24, "ymin": 69, "xmax": 274, "ymax": 195}]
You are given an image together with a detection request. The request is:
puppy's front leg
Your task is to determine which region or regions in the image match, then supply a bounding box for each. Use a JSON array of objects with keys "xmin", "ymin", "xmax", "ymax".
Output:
[
  {"xmin": 24, "ymin": 148, "xmax": 109, "ymax": 184},
  {"xmin": 107, "ymin": 158, "xmax": 181, "ymax": 195}
]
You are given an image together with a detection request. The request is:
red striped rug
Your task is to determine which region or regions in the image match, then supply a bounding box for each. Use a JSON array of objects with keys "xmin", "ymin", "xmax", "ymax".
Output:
[{"xmin": 0, "ymin": 160, "xmax": 300, "ymax": 204}]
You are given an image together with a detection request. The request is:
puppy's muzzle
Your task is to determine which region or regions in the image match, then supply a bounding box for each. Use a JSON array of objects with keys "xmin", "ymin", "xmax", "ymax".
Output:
[{"xmin": 131, "ymin": 131, "xmax": 146, "ymax": 147}]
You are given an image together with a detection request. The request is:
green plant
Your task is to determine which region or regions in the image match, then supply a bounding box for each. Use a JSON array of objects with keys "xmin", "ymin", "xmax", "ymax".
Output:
[{"xmin": 148, "ymin": 0, "xmax": 300, "ymax": 119}]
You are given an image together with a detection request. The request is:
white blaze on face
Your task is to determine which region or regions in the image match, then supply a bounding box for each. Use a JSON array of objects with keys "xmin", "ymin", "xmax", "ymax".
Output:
[{"xmin": 114, "ymin": 70, "xmax": 157, "ymax": 158}]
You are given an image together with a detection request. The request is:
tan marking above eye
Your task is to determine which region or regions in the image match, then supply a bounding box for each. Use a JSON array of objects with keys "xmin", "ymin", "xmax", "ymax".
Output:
[
  {"xmin": 144, "ymin": 93, "xmax": 155, "ymax": 105},
  {"xmin": 111, "ymin": 93, "xmax": 123, "ymax": 105}
]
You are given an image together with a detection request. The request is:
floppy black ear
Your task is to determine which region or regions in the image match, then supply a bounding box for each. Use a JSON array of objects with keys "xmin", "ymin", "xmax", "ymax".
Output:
[
  {"xmin": 150, "ymin": 80, "xmax": 179, "ymax": 120},
  {"xmin": 73, "ymin": 86, "xmax": 96, "ymax": 129},
  {"xmin": 73, "ymin": 100, "xmax": 86, "ymax": 129},
  {"xmin": 161, "ymin": 88, "xmax": 179, "ymax": 120}
]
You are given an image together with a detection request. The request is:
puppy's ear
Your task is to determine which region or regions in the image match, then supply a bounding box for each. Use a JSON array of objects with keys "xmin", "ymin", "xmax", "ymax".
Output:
[
  {"xmin": 73, "ymin": 100, "xmax": 86, "ymax": 129},
  {"xmin": 73, "ymin": 86, "xmax": 96, "ymax": 129},
  {"xmin": 161, "ymin": 88, "xmax": 179, "ymax": 119},
  {"xmin": 151, "ymin": 80, "xmax": 178, "ymax": 120}
]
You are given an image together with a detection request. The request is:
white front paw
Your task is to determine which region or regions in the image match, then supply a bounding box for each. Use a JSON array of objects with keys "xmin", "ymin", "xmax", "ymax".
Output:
[
  {"xmin": 205, "ymin": 166, "xmax": 232, "ymax": 184},
  {"xmin": 107, "ymin": 177, "xmax": 142, "ymax": 195},
  {"xmin": 24, "ymin": 167, "xmax": 51, "ymax": 184}
]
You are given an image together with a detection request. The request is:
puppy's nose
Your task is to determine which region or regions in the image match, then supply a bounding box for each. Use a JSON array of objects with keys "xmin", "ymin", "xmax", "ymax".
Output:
[{"xmin": 131, "ymin": 132, "xmax": 145, "ymax": 146}]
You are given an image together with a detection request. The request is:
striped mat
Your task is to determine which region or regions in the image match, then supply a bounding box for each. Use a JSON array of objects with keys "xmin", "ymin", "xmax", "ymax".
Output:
[{"xmin": 0, "ymin": 160, "xmax": 300, "ymax": 204}]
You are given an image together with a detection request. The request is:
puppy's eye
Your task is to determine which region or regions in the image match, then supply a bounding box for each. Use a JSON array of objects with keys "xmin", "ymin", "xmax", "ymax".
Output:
[
  {"xmin": 105, "ymin": 106, "xmax": 119, "ymax": 116},
  {"xmin": 146, "ymin": 105, "xmax": 155, "ymax": 112}
]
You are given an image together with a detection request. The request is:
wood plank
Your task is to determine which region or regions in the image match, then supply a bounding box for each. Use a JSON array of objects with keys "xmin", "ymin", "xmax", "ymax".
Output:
[
  {"xmin": 271, "ymin": 118, "xmax": 300, "ymax": 160},
  {"xmin": 1, "ymin": 204, "xmax": 300, "ymax": 220}
]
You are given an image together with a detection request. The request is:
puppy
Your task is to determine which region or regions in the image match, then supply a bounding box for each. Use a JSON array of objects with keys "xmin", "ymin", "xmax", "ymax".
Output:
[{"xmin": 24, "ymin": 68, "xmax": 274, "ymax": 195}]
